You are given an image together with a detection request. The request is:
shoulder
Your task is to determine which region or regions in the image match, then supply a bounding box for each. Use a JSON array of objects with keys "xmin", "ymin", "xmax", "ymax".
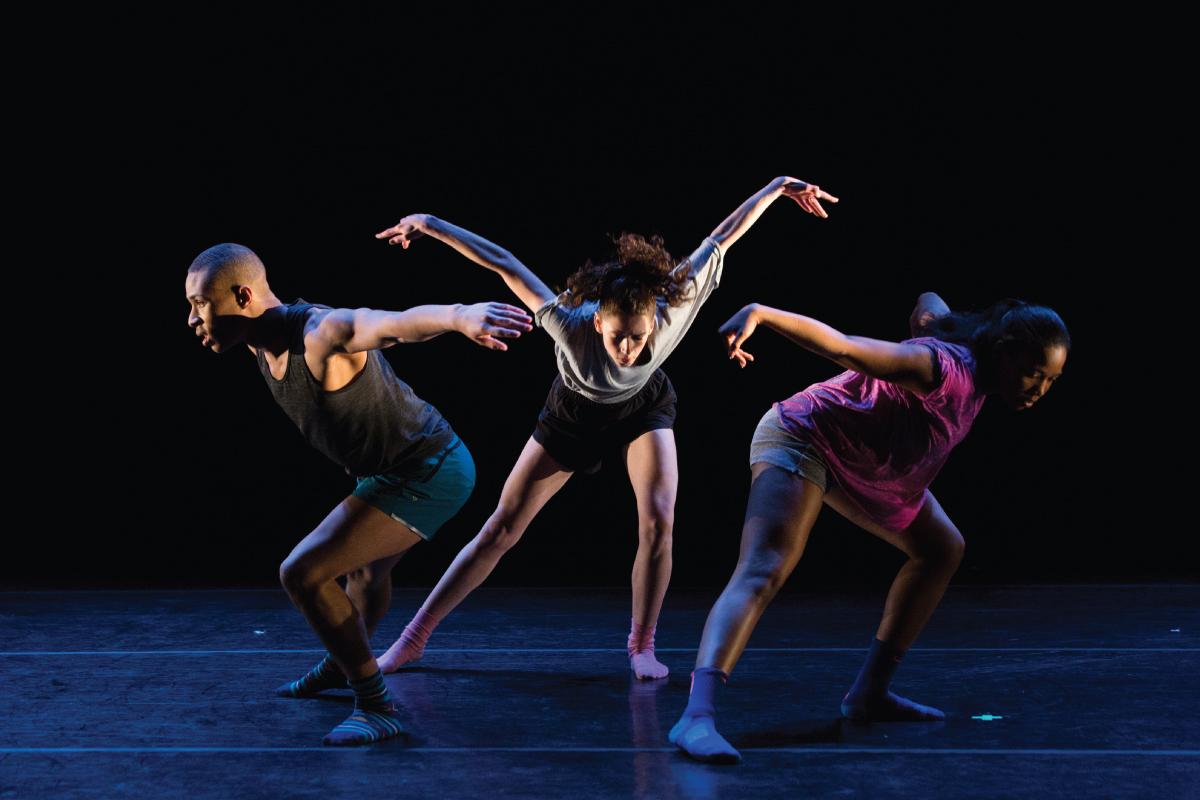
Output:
[
  {"xmin": 904, "ymin": 335, "xmax": 969, "ymax": 357},
  {"xmin": 286, "ymin": 299, "xmax": 331, "ymax": 327},
  {"xmin": 912, "ymin": 337, "xmax": 973, "ymax": 368},
  {"xmin": 535, "ymin": 291, "xmax": 593, "ymax": 331},
  {"xmin": 903, "ymin": 336, "xmax": 977, "ymax": 398},
  {"xmin": 302, "ymin": 304, "xmax": 336, "ymax": 332},
  {"xmin": 686, "ymin": 237, "xmax": 722, "ymax": 273},
  {"xmin": 300, "ymin": 303, "xmax": 347, "ymax": 349}
]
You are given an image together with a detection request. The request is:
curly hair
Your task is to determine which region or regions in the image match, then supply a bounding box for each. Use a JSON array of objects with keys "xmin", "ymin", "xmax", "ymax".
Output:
[{"xmin": 561, "ymin": 233, "xmax": 691, "ymax": 316}]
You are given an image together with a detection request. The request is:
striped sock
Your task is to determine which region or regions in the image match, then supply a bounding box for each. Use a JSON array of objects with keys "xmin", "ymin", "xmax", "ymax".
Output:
[
  {"xmin": 276, "ymin": 655, "xmax": 348, "ymax": 697},
  {"xmin": 322, "ymin": 670, "xmax": 405, "ymax": 746}
]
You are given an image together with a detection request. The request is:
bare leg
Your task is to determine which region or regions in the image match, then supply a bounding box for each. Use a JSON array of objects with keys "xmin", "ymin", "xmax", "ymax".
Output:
[
  {"xmin": 278, "ymin": 496, "xmax": 420, "ymax": 745},
  {"xmin": 623, "ymin": 429, "xmax": 678, "ymax": 679},
  {"xmin": 671, "ymin": 463, "xmax": 823, "ymax": 762},
  {"xmin": 823, "ymin": 488, "xmax": 964, "ymax": 651},
  {"xmin": 345, "ymin": 550, "xmax": 412, "ymax": 638},
  {"xmin": 695, "ymin": 463, "xmax": 824, "ymax": 674},
  {"xmin": 824, "ymin": 487, "xmax": 964, "ymax": 720},
  {"xmin": 378, "ymin": 438, "xmax": 572, "ymax": 672},
  {"xmin": 278, "ymin": 549, "xmax": 413, "ymax": 698},
  {"xmin": 279, "ymin": 496, "xmax": 423, "ymax": 681}
]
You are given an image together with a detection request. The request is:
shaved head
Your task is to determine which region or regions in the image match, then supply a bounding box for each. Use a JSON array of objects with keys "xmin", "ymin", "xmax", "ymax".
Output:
[
  {"xmin": 188, "ymin": 243, "xmax": 269, "ymax": 294},
  {"xmin": 185, "ymin": 243, "xmax": 282, "ymax": 353}
]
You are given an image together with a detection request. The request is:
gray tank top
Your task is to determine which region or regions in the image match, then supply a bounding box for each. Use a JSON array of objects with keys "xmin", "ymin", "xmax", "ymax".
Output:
[{"xmin": 256, "ymin": 301, "xmax": 457, "ymax": 478}]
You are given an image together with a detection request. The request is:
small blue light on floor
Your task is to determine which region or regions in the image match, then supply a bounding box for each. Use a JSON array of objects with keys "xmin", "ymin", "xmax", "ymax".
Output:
[
  {"xmin": 255, "ymin": 631, "xmax": 265, "ymax": 635},
  {"xmin": 972, "ymin": 713, "xmax": 1003, "ymax": 721}
]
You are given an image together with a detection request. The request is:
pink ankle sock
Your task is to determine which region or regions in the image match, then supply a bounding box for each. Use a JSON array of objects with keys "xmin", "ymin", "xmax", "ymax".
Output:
[
  {"xmin": 402, "ymin": 609, "xmax": 439, "ymax": 652},
  {"xmin": 628, "ymin": 618, "xmax": 669, "ymax": 680},
  {"xmin": 628, "ymin": 619, "xmax": 656, "ymax": 657},
  {"xmin": 378, "ymin": 609, "xmax": 439, "ymax": 672}
]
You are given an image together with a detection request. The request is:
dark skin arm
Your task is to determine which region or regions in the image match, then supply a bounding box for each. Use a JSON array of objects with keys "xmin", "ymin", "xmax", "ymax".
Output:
[
  {"xmin": 719, "ymin": 303, "xmax": 941, "ymax": 397},
  {"xmin": 299, "ymin": 303, "xmax": 531, "ymax": 390}
]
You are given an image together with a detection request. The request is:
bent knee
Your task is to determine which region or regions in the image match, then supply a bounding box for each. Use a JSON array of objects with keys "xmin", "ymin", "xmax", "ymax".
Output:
[
  {"xmin": 733, "ymin": 561, "xmax": 789, "ymax": 605},
  {"xmin": 279, "ymin": 557, "xmax": 319, "ymax": 597},
  {"xmin": 279, "ymin": 552, "xmax": 341, "ymax": 598},
  {"xmin": 944, "ymin": 531, "xmax": 966, "ymax": 566},
  {"xmin": 915, "ymin": 529, "xmax": 965, "ymax": 568}
]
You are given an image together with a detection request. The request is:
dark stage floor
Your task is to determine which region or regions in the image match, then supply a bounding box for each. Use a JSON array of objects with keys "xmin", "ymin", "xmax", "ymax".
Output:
[{"xmin": 2, "ymin": 586, "xmax": 1197, "ymax": 799}]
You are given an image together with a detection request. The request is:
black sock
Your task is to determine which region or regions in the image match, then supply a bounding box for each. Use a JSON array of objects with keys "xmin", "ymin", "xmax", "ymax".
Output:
[
  {"xmin": 842, "ymin": 637, "xmax": 943, "ymax": 721},
  {"xmin": 846, "ymin": 637, "xmax": 904, "ymax": 699}
]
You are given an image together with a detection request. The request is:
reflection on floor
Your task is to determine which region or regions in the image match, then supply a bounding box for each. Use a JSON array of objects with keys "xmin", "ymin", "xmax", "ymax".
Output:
[{"xmin": 2, "ymin": 586, "xmax": 1197, "ymax": 798}]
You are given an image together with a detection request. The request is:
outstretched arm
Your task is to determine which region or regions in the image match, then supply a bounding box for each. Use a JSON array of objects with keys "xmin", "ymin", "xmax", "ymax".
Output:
[
  {"xmin": 709, "ymin": 176, "xmax": 838, "ymax": 254},
  {"xmin": 315, "ymin": 302, "xmax": 533, "ymax": 353},
  {"xmin": 719, "ymin": 304, "xmax": 940, "ymax": 397},
  {"xmin": 376, "ymin": 215, "xmax": 557, "ymax": 313},
  {"xmin": 909, "ymin": 292, "xmax": 951, "ymax": 338}
]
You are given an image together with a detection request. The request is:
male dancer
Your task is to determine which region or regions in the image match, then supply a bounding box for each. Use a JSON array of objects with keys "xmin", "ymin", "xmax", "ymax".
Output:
[{"xmin": 185, "ymin": 243, "xmax": 531, "ymax": 745}]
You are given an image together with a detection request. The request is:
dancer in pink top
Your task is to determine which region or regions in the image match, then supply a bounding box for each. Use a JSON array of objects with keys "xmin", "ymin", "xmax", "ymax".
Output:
[{"xmin": 671, "ymin": 293, "xmax": 1070, "ymax": 762}]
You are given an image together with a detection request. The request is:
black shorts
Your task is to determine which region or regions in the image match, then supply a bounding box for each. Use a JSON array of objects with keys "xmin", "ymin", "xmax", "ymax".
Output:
[{"xmin": 531, "ymin": 369, "xmax": 678, "ymax": 472}]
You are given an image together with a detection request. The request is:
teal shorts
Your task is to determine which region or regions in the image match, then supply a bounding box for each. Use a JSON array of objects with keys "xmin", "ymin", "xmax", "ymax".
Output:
[{"xmin": 352, "ymin": 438, "xmax": 476, "ymax": 540}]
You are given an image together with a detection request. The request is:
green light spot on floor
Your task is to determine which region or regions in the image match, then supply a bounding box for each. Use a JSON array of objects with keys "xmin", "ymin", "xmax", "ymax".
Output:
[{"xmin": 972, "ymin": 713, "xmax": 1004, "ymax": 721}]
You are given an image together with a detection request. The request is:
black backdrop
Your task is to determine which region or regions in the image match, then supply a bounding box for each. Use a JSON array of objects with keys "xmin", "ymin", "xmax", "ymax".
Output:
[{"xmin": 8, "ymin": 18, "xmax": 1188, "ymax": 589}]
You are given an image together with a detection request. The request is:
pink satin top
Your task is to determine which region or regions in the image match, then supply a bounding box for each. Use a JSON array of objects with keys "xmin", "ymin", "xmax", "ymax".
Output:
[{"xmin": 774, "ymin": 337, "xmax": 985, "ymax": 532}]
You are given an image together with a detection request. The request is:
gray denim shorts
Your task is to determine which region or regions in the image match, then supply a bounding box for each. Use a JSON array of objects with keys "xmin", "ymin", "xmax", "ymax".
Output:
[{"xmin": 748, "ymin": 406, "xmax": 836, "ymax": 493}]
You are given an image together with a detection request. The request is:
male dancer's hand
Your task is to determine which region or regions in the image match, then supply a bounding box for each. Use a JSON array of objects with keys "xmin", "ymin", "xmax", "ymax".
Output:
[
  {"xmin": 453, "ymin": 302, "xmax": 533, "ymax": 351},
  {"xmin": 778, "ymin": 178, "xmax": 839, "ymax": 218}
]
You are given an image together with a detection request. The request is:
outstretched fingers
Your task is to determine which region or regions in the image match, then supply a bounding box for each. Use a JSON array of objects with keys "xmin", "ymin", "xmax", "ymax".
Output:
[
  {"xmin": 489, "ymin": 303, "xmax": 533, "ymax": 324},
  {"xmin": 782, "ymin": 182, "xmax": 839, "ymax": 218},
  {"xmin": 486, "ymin": 304, "xmax": 533, "ymax": 334},
  {"xmin": 476, "ymin": 335, "xmax": 509, "ymax": 351},
  {"xmin": 465, "ymin": 302, "xmax": 533, "ymax": 350},
  {"xmin": 375, "ymin": 218, "xmax": 426, "ymax": 248}
]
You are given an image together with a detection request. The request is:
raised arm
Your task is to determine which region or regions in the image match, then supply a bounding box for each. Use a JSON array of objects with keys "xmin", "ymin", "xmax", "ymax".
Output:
[
  {"xmin": 909, "ymin": 292, "xmax": 951, "ymax": 338},
  {"xmin": 313, "ymin": 302, "xmax": 532, "ymax": 354},
  {"xmin": 719, "ymin": 304, "xmax": 940, "ymax": 397},
  {"xmin": 709, "ymin": 176, "xmax": 839, "ymax": 254},
  {"xmin": 376, "ymin": 215, "xmax": 557, "ymax": 313}
]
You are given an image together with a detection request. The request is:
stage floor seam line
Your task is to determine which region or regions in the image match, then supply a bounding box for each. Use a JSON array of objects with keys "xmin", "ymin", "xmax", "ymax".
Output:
[
  {"xmin": 1, "ymin": 747, "xmax": 1197, "ymax": 756},
  {"xmin": 3, "ymin": 648, "xmax": 1197, "ymax": 655},
  {"xmin": 3, "ymin": 584, "xmax": 1196, "ymax": 595}
]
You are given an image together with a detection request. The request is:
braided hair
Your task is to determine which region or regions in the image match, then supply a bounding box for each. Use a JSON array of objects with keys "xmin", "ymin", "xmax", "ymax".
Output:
[{"xmin": 561, "ymin": 233, "xmax": 692, "ymax": 317}]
